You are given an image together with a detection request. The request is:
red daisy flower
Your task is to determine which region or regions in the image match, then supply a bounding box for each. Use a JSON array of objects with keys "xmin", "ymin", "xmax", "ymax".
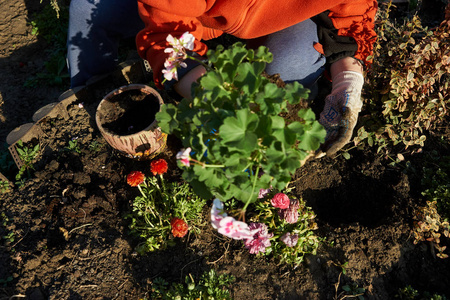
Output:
[
  {"xmin": 150, "ymin": 158, "xmax": 168, "ymax": 175},
  {"xmin": 127, "ymin": 171, "xmax": 145, "ymax": 187},
  {"xmin": 170, "ymin": 218, "xmax": 188, "ymax": 238}
]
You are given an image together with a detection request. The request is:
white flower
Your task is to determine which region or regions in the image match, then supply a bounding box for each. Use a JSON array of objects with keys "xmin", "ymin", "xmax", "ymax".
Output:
[
  {"xmin": 176, "ymin": 147, "xmax": 191, "ymax": 167},
  {"xmin": 211, "ymin": 198, "xmax": 226, "ymax": 229},
  {"xmin": 179, "ymin": 32, "xmax": 195, "ymax": 50}
]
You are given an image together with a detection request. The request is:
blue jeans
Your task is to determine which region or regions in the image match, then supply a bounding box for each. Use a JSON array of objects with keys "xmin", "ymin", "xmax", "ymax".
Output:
[
  {"xmin": 67, "ymin": 2, "xmax": 325, "ymax": 89},
  {"xmin": 264, "ymin": 19, "xmax": 326, "ymax": 89},
  {"xmin": 67, "ymin": 0, "xmax": 144, "ymax": 88}
]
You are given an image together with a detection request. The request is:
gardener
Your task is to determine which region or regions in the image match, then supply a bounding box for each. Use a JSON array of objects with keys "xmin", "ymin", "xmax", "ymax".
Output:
[{"xmin": 66, "ymin": 0, "xmax": 377, "ymax": 156}]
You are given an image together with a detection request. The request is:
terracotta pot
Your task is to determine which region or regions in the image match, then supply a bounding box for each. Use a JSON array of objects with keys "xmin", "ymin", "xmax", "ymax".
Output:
[{"xmin": 96, "ymin": 84, "xmax": 167, "ymax": 160}]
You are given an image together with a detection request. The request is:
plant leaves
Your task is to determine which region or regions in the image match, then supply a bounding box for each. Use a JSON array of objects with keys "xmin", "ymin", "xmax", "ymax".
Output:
[{"xmin": 219, "ymin": 108, "xmax": 259, "ymax": 152}]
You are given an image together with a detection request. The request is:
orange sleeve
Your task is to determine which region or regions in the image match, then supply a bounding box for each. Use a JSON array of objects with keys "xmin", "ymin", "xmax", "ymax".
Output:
[
  {"xmin": 328, "ymin": 0, "xmax": 378, "ymax": 64},
  {"xmin": 136, "ymin": 0, "xmax": 212, "ymax": 89}
]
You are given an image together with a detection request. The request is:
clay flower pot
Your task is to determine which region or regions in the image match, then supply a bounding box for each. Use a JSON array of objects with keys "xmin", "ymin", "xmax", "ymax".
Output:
[{"xmin": 96, "ymin": 84, "xmax": 167, "ymax": 160}]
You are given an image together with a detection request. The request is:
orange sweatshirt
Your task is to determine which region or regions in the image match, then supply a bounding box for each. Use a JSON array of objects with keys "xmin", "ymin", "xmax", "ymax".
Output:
[{"xmin": 136, "ymin": 0, "xmax": 377, "ymax": 88}]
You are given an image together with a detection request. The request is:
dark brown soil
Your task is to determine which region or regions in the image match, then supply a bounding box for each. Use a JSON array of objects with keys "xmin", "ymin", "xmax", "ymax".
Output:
[
  {"xmin": 1, "ymin": 1, "xmax": 450, "ymax": 300},
  {"xmin": 98, "ymin": 89, "xmax": 161, "ymax": 135}
]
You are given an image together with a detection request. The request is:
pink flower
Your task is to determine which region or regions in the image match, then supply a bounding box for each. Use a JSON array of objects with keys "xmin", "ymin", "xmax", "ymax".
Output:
[
  {"xmin": 280, "ymin": 232, "xmax": 299, "ymax": 247},
  {"xmin": 211, "ymin": 198, "xmax": 227, "ymax": 229},
  {"xmin": 162, "ymin": 58, "xmax": 187, "ymax": 81},
  {"xmin": 211, "ymin": 199, "xmax": 256, "ymax": 240},
  {"xmin": 176, "ymin": 147, "xmax": 191, "ymax": 167},
  {"xmin": 271, "ymin": 193, "xmax": 290, "ymax": 209},
  {"xmin": 162, "ymin": 32, "xmax": 195, "ymax": 82},
  {"xmin": 162, "ymin": 61, "xmax": 178, "ymax": 81},
  {"xmin": 278, "ymin": 199, "xmax": 300, "ymax": 224},
  {"xmin": 217, "ymin": 217, "xmax": 255, "ymax": 240},
  {"xmin": 258, "ymin": 188, "xmax": 271, "ymax": 199},
  {"xmin": 244, "ymin": 223, "xmax": 273, "ymax": 254}
]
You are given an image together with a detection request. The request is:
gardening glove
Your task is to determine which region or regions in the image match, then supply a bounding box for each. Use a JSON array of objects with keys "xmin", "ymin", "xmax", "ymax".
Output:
[{"xmin": 318, "ymin": 71, "xmax": 364, "ymax": 156}]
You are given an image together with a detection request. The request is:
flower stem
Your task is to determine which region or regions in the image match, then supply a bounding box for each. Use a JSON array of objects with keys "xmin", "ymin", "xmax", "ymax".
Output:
[
  {"xmin": 137, "ymin": 184, "xmax": 146, "ymax": 199},
  {"xmin": 186, "ymin": 55, "xmax": 211, "ymax": 71},
  {"xmin": 190, "ymin": 158, "xmax": 224, "ymax": 168}
]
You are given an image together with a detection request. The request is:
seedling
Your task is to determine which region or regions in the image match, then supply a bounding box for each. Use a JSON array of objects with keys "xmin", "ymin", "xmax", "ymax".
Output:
[
  {"xmin": 89, "ymin": 140, "xmax": 103, "ymax": 153},
  {"xmin": 15, "ymin": 140, "xmax": 40, "ymax": 184},
  {"xmin": 64, "ymin": 138, "xmax": 81, "ymax": 154}
]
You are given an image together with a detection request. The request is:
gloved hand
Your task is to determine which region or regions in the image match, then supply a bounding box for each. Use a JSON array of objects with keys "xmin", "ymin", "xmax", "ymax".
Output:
[{"xmin": 318, "ymin": 71, "xmax": 364, "ymax": 156}]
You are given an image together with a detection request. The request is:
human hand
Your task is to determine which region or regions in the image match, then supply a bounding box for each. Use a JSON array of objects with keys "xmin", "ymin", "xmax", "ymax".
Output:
[
  {"xmin": 174, "ymin": 65, "xmax": 206, "ymax": 99},
  {"xmin": 318, "ymin": 71, "xmax": 364, "ymax": 156}
]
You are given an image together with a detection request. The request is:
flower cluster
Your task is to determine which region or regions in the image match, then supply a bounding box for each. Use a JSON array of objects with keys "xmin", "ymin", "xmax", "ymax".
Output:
[
  {"xmin": 272, "ymin": 193, "xmax": 299, "ymax": 224},
  {"xmin": 162, "ymin": 32, "xmax": 195, "ymax": 81},
  {"xmin": 126, "ymin": 158, "xmax": 206, "ymax": 253},
  {"xmin": 270, "ymin": 193, "xmax": 300, "ymax": 247},
  {"xmin": 211, "ymin": 199, "xmax": 274, "ymax": 254}
]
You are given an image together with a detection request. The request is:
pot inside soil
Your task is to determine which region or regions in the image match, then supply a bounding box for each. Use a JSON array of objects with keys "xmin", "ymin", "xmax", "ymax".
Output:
[{"xmin": 96, "ymin": 84, "xmax": 167, "ymax": 160}]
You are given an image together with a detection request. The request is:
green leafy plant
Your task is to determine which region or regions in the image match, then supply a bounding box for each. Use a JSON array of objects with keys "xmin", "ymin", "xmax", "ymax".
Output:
[
  {"xmin": 126, "ymin": 159, "xmax": 206, "ymax": 254},
  {"xmin": 30, "ymin": 2, "xmax": 68, "ymax": 45},
  {"xmin": 1, "ymin": 212, "xmax": 15, "ymax": 248},
  {"xmin": 64, "ymin": 138, "xmax": 81, "ymax": 154},
  {"xmin": 25, "ymin": 55, "xmax": 70, "ymax": 87},
  {"xmin": 341, "ymin": 284, "xmax": 366, "ymax": 300},
  {"xmin": 358, "ymin": 2, "xmax": 450, "ymax": 153},
  {"xmin": 0, "ymin": 180, "xmax": 11, "ymax": 194},
  {"xmin": 421, "ymin": 153, "xmax": 450, "ymax": 220},
  {"xmin": 396, "ymin": 285, "xmax": 448, "ymax": 300},
  {"xmin": 26, "ymin": 2, "xmax": 69, "ymax": 87},
  {"xmin": 15, "ymin": 140, "xmax": 40, "ymax": 184},
  {"xmin": 157, "ymin": 42, "xmax": 325, "ymax": 210},
  {"xmin": 150, "ymin": 269, "xmax": 235, "ymax": 300},
  {"xmin": 89, "ymin": 141, "xmax": 104, "ymax": 153}
]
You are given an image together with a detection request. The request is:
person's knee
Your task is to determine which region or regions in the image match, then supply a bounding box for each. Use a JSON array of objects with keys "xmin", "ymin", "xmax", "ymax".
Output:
[
  {"xmin": 264, "ymin": 19, "xmax": 325, "ymax": 85},
  {"xmin": 69, "ymin": 0, "xmax": 94, "ymax": 18}
]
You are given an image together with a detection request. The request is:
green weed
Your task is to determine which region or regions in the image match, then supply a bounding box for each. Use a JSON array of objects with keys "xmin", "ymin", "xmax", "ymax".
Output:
[
  {"xmin": 1, "ymin": 212, "xmax": 15, "ymax": 249},
  {"xmin": 396, "ymin": 285, "xmax": 448, "ymax": 299},
  {"xmin": 64, "ymin": 139, "xmax": 81, "ymax": 154},
  {"xmin": 15, "ymin": 140, "xmax": 40, "ymax": 185},
  {"xmin": 421, "ymin": 152, "xmax": 450, "ymax": 220},
  {"xmin": 26, "ymin": 2, "xmax": 69, "ymax": 87},
  {"xmin": 150, "ymin": 269, "xmax": 235, "ymax": 300},
  {"xmin": 89, "ymin": 141, "xmax": 104, "ymax": 153}
]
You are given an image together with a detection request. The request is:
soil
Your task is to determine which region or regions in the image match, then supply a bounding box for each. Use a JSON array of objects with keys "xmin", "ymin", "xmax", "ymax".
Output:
[
  {"xmin": 98, "ymin": 89, "xmax": 161, "ymax": 136},
  {"xmin": 1, "ymin": 1, "xmax": 450, "ymax": 300}
]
